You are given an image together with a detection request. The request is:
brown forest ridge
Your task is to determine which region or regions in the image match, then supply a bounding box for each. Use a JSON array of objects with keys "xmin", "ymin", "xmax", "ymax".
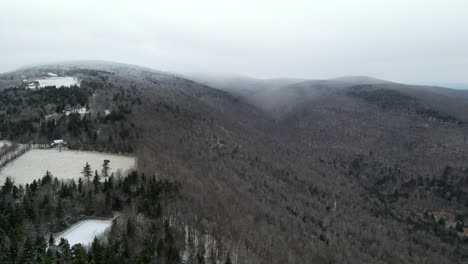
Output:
[{"xmin": 1, "ymin": 61, "xmax": 468, "ymax": 263}]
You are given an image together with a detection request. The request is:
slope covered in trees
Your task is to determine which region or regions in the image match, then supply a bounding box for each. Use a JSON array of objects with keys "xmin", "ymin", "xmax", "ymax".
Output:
[
  {"xmin": 2, "ymin": 62, "xmax": 468, "ymax": 263},
  {"xmin": 0, "ymin": 168, "xmax": 182, "ymax": 264}
]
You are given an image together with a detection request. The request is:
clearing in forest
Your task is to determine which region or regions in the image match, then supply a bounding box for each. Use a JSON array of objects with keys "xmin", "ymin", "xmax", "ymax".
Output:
[
  {"xmin": 54, "ymin": 218, "xmax": 114, "ymax": 247},
  {"xmin": 0, "ymin": 149, "xmax": 135, "ymax": 185},
  {"xmin": 27, "ymin": 76, "xmax": 80, "ymax": 89}
]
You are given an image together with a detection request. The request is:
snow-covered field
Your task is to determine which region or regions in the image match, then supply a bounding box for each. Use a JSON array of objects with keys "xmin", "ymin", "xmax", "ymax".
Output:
[
  {"xmin": 0, "ymin": 149, "xmax": 135, "ymax": 185},
  {"xmin": 28, "ymin": 76, "xmax": 80, "ymax": 89},
  {"xmin": 55, "ymin": 219, "xmax": 113, "ymax": 247}
]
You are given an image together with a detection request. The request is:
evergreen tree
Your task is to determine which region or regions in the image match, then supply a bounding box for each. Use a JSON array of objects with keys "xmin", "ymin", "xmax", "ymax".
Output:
[
  {"xmin": 136, "ymin": 239, "xmax": 154, "ymax": 264},
  {"xmin": 23, "ymin": 196, "xmax": 35, "ymax": 220},
  {"xmin": 34, "ymin": 235, "xmax": 47, "ymax": 262},
  {"xmin": 43, "ymin": 248, "xmax": 55, "ymax": 264},
  {"xmin": 1, "ymin": 177, "xmax": 14, "ymax": 194},
  {"xmin": 126, "ymin": 219, "xmax": 136, "ymax": 238},
  {"xmin": 93, "ymin": 170, "xmax": 101, "ymax": 192},
  {"xmin": 71, "ymin": 244, "xmax": 87, "ymax": 264},
  {"xmin": 156, "ymin": 239, "xmax": 165, "ymax": 256},
  {"xmin": 9, "ymin": 239, "xmax": 19, "ymax": 263},
  {"xmin": 56, "ymin": 200, "xmax": 65, "ymax": 225},
  {"xmin": 30, "ymin": 180, "xmax": 38, "ymax": 193},
  {"xmin": 48, "ymin": 234, "xmax": 55, "ymax": 248},
  {"xmin": 81, "ymin": 162, "xmax": 92, "ymax": 182},
  {"xmin": 42, "ymin": 171, "xmax": 53, "ymax": 185},
  {"xmin": 102, "ymin": 159, "xmax": 111, "ymax": 178},
  {"xmin": 20, "ymin": 236, "xmax": 36, "ymax": 264},
  {"xmin": 90, "ymin": 237, "xmax": 103, "ymax": 263},
  {"xmin": 58, "ymin": 238, "xmax": 71, "ymax": 262},
  {"xmin": 78, "ymin": 177, "xmax": 83, "ymax": 193},
  {"xmin": 121, "ymin": 238, "xmax": 130, "ymax": 261}
]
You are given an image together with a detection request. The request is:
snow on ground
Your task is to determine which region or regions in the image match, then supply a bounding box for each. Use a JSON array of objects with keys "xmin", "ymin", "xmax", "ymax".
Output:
[
  {"xmin": 0, "ymin": 149, "xmax": 135, "ymax": 185},
  {"xmin": 55, "ymin": 219, "xmax": 113, "ymax": 247},
  {"xmin": 65, "ymin": 107, "xmax": 88, "ymax": 116},
  {"xmin": 37, "ymin": 76, "xmax": 79, "ymax": 88},
  {"xmin": 0, "ymin": 141, "xmax": 10, "ymax": 149},
  {"xmin": 28, "ymin": 76, "xmax": 80, "ymax": 89}
]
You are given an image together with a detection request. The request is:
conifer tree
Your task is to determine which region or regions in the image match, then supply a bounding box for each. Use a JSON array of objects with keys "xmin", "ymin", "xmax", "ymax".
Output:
[
  {"xmin": 81, "ymin": 162, "xmax": 92, "ymax": 182},
  {"xmin": 42, "ymin": 171, "xmax": 53, "ymax": 186},
  {"xmin": 93, "ymin": 170, "xmax": 100, "ymax": 192},
  {"xmin": 102, "ymin": 159, "xmax": 111, "ymax": 178},
  {"xmin": 20, "ymin": 236, "xmax": 35, "ymax": 263},
  {"xmin": 48, "ymin": 234, "xmax": 55, "ymax": 247},
  {"xmin": 78, "ymin": 178, "xmax": 83, "ymax": 193}
]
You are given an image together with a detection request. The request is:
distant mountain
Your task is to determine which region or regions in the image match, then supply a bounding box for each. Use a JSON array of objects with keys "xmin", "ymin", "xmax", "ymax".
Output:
[{"xmin": 415, "ymin": 81, "xmax": 468, "ymax": 90}]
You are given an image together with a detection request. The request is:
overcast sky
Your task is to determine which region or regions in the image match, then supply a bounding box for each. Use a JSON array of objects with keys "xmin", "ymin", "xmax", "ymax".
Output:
[{"xmin": 1, "ymin": 0, "xmax": 468, "ymax": 83}]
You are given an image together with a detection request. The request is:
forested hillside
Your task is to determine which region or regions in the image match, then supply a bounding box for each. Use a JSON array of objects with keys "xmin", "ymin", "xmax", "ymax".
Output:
[
  {"xmin": 1, "ymin": 62, "xmax": 468, "ymax": 263},
  {"xmin": 0, "ymin": 68, "xmax": 140, "ymax": 153},
  {"xmin": 0, "ymin": 168, "xmax": 183, "ymax": 263}
]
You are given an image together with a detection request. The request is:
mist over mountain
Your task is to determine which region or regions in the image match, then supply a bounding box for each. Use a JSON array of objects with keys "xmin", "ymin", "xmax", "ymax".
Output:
[{"xmin": 415, "ymin": 82, "xmax": 468, "ymax": 90}]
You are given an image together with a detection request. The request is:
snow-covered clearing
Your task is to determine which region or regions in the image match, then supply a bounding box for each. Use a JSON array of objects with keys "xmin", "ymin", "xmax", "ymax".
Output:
[
  {"xmin": 28, "ymin": 76, "xmax": 80, "ymax": 89},
  {"xmin": 0, "ymin": 149, "xmax": 135, "ymax": 185},
  {"xmin": 55, "ymin": 219, "xmax": 113, "ymax": 247}
]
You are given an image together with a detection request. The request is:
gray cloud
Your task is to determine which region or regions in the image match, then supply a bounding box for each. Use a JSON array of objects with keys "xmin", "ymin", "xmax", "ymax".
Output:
[{"xmin": 1, "ymin": 0, "xmax": 468, "ymax": 83}]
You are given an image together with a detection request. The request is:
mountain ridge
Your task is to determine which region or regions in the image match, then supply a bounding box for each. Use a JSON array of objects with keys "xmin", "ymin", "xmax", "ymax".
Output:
[{"xmin": 1, "ymin": 61, "xmax": 468, "ymax": 263}]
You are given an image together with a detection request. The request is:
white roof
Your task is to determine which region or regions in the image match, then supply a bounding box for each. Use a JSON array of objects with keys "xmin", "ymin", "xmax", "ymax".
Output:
[{"xmin": 53, "ymin": 139, "xmax": 64, "ymax": 144}]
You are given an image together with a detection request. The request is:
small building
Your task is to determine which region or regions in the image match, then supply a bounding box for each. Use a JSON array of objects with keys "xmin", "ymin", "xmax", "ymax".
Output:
[
  {"xmin": 27, "ymin": 81, "xmax": 39, "ymax": 89},
  {"xmin": 50, "ymin": 139, "xmax": 67, "ymax": 149}
]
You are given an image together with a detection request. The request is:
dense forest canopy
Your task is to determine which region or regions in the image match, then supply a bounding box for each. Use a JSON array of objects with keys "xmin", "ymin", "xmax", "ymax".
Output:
[{"xmin": 0, "ymin": 167, "xmax": 182, "ymax": 263}]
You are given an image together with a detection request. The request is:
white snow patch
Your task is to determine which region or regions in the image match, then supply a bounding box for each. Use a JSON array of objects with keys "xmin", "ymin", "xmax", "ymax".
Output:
[
  {"xmin": 55, "ymin": 219, "xmax": 113, "ymax": 247},
  {"xmin": 0, "ymin": 141, "xmax": 10, "ymax": 149},
  {"xmin": 28, "ymin": 76, "xmax": 80, "ymax": 89},
  {"xmin": 45, "ymin": 113, "xmax": 61, "ymax": 120},
  {"xmin": 0, "ymin": 149, "xmax": 135, "ymax": 185},
  {"xmin": 47, "ymin": 72, "xmax": 58, "ymax": 77},
  {"xmin": 65, "ymin": 107, "xmax": 88, "ymax": 116}
]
